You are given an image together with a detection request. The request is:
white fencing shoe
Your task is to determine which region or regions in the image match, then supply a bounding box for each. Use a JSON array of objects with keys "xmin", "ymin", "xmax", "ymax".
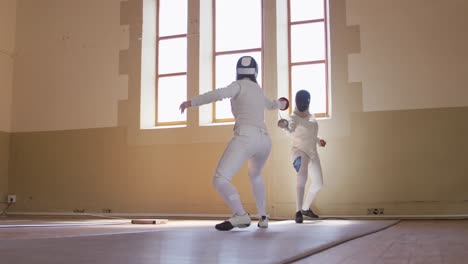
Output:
[
  {"xmin": 215, "ymin": 213, "xmax": 251, "ymax": 231},
  {"xmin": 257, "ymin": 216, "xmax": 268, "ymax": 228}
]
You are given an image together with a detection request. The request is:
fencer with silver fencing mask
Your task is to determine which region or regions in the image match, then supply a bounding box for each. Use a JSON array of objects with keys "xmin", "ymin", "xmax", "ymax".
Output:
[
  {"xmin": 277, "ymin": 90, "xmax": 327, "ymax": 223},
  {"xmin": 179, "ymin": 56, "xmax": 289, "ymax": 231}
]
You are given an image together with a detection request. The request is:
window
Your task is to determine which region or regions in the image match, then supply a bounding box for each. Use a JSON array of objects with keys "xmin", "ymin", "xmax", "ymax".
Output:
[
  {"xmin": 288, "ymin": 0, "xmax": 329, "ymax": 117},
  {"xmin": 213, "ymin": 0, "xmax": 263, "ymax": 122},
  {"xmin": 141, "ymin": 0, "xmax": 330, "ymax": 129},
  {"xmin": 156, "ymin": 0, "xmax": 188, "ymax": 125}
]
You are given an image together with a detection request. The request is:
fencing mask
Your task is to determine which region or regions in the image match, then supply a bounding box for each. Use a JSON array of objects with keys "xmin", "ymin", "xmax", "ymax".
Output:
[
  {"xmin": 295, "ymin": 90, "xmax": 310, "ymax": 112},
  {"xmin": 236, "ymin": 56, "xmax": 258, "ymax": 82}
]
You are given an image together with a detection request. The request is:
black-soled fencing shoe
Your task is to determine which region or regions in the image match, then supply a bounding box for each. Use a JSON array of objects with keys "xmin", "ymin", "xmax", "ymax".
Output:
[
  {"xmin": 302, "ymin": 209, "xmax": 319, "ymax": 219},
  {"xmin": 215, "ymin": 213, "xmax": 251, "ymax": 231},
  {"xmin": 295, "ymin": 211, "xmax": 303, "ymax": 224},
  {"xmin": 215, "ymin": 221, "xmax": 234, "ymax": 231}
]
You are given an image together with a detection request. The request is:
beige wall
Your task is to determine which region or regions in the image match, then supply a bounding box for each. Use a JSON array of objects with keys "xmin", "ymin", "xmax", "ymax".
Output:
[
  {"xmin": 0, "ymin": 132, "xmax": 10, "ymax": 202},
  {"xmin": 7, "ymin": 0, "xmax": 468, "ymax": 217},
  {"xmin": 12, "ymin": 0, "xmax": 128, "ymax": 132},
  {"xmin": 0, "ymin": 0, "xmax": 16, "ymax": 133},
  {"xmin": 348, "ymin": 0, "xmax": 468, "ymax": 112},
  {"xmin": 9, "ymin": 128, "xmax": 245, "ymax": 213},
  {"xmin": 0, "ymin": 0, "xmax": 16, "ymax": 201}
]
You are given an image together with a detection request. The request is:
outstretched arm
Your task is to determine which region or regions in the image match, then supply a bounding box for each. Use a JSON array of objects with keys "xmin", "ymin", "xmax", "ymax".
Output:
[
  {"xmin": 179, "ymin": 82, "xmax": 241, "ymax": 114},
  {"xmin": 264, "ymin": 97, "xmax": 289, "ymax": 111}
]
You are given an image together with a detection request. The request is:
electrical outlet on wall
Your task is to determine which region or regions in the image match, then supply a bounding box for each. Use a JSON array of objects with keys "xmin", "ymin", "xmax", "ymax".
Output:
[
  {"xmin": 7, "ymin": 195, "xmax": 16, "ymax": 204},
  {"xmin": 367, "ymin": 208, "xmax": 384, "ymax": 215}
]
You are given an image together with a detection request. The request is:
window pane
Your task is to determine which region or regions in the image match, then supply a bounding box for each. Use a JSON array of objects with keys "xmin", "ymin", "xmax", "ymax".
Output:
[
  {"xmin": 215, "ymin": 52, "xmax": 262, "ymax": 120},
  {"xmin": 159, "ymin": 0, "xmax": 187, "ymax": 36},
  {"xmin": 290, "ymin": 0, "xmax": 324, "ymax": 22},
  {"xmin": 158, "ymin": 38, "xmax": 187, "ymax": 74},
  {"xmin": 291, "ymin": 22, "xmax": 325, "ymax": 62},
  {"xmin": 291, "ymin": 64, "xmax": 326, "ymax": 114},
  {"xmin": 215, "ymin": 0, "xmax": 262, "ymax": 52},
  {"xmin": 158, "ymin": 75, "xmax": 187, "ymax": 123}
]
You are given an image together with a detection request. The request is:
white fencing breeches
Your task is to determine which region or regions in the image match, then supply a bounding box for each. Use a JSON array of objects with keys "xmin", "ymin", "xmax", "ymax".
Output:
[
  {"xmin": 212, "ymin": 127, "xmax": 271, "ymax": 217},
  {"xmin": 292, "ymin": 150, "xmax": 323, "ymax": 211}
]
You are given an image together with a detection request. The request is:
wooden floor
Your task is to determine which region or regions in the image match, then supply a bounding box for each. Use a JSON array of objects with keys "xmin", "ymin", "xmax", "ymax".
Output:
[
  {"xmin": 1, "ymin": 216, "xmax": 467, "ymax": 263},
  {"xmin": 295, "ymin": 219, "xmax": 468, "ymax": 264}
]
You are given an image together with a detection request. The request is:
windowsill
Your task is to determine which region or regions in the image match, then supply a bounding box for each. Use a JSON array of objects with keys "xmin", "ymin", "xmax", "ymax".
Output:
[
  {"xmin": 316, "ymin": 116, "xmax": 331, "ymax": 121},
  {"xmin": 200, "ymin": 121, "xmax": 234, "ymax": 127},
  {"xmin": 141, "ymin": 124, "xmax": 186, "ymax": 130},
  {"xmin": 140, "ymin": 117, "xmax": 329, "ymax": 130},
  {"xmin": 140, "ymin": 121, "xmax": 235, "ymax": 130}
]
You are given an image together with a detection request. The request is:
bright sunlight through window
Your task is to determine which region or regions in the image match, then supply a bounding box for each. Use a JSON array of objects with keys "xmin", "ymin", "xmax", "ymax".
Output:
[
  {"xmin": 214, "ymin": 0, "xmax": 263, "ymax": 122},
  {"xmin": 289, "ymin": 0, "xmax": 329, "ymax": 117},
  {"xmin": 156, "ymin": 0, "xmax": 188, "ymax": 125}
]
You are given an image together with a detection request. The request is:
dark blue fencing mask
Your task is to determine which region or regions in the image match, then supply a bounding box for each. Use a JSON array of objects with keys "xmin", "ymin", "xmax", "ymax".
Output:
[{"xmin": 295, "ymin": 90, "xmax": 310, "ymax": 112}]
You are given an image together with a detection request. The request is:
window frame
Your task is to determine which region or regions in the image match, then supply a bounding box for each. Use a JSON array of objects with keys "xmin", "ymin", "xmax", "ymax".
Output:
[
  {"xmin": 212, "ymin": 0, "xmax": 264, "ymax": 123},
  {"xmin": 155, "ymin": 0, "xmax": 188, "ymax": 126},
  {"xmin": 287, "ymin": 0, "xmax": 329, "ymax": 118}
]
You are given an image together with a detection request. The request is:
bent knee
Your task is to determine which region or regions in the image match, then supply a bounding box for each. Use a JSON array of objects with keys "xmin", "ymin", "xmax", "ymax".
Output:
[
  {"xmin": 309, "ymin": 184, "xmax": 323, "ymax": 194},
  {"xmin": 249, "ymin": 174, "xmax": 263, "ymax": 185},
  {"xmin": 212, "ymin": 173, "xmax": 229, "ymax": 187}
]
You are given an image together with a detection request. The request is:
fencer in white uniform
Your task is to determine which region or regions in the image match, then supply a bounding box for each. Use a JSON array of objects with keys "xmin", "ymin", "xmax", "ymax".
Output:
[
  {"xmin": 277, "ymin": 90, "xmax": 326, "ymax": 223},
  {"xmin": 179, "ymin": 56, "xmax": 288, "ymax": 231}
]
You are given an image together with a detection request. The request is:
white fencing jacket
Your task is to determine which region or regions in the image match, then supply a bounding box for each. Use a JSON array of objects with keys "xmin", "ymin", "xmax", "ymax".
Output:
[
  {"xmin": 191, "ymin": 79, "xmax": 281, "ymax": 131},
  {"xmin": 282, "ymin": 108, "xmax": 321, "ymax": 159}
]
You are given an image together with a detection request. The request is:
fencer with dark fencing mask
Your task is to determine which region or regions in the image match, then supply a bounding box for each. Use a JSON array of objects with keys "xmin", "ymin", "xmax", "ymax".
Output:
[
  {"xmin": 179, "ymin": 56, "xmax": 289, "ymax": 231},
  {"xmin": 277, "ymin": 89, "xmax": 326, "ymax": 223},
  {"xmin": 295, "ymin": 90, "xmax": 310, "ymax": 112}
]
